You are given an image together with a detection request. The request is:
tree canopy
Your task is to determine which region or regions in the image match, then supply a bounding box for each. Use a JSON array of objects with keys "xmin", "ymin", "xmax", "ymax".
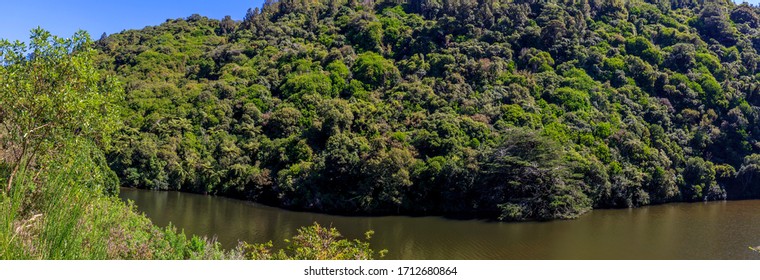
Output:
[
  {"xmin": 93, "ymin": 0, "xmax": 760, "ymax": 221},
  {"xmin": 1, "ymin": 28, "xmax": 121, "ymax": 194}
]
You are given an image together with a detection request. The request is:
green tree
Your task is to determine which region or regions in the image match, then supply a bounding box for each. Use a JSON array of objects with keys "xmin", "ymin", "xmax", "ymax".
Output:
[
  {"xmin": 347, "ymin": 13, "xmax": 383, "ymax": 53},
  {"xmin": 479, "ymin": 129, "xmax": 591, "ymax": 221},
  {"xmin": 625, "ymin": 36, "xmax": 663, "ymax": 65},
  {"xmin": 665, "ymin": 43, "xmax": 696, "ymax": 72},
  {"xmin": 694, "ymin": 3, "xmax": 737, "ymax": 46},
  {"xmin": 731, "ymin": 4, "xmax": 759, "ymax": 28},
  {"xmin": 681, "ymin": 157, "xmax": 720, "ymax": 201},
  {"xmin": 351, "ymin": 52, "xmax": 400, "ymax": 90},
  {"xmin": 735, "ymin": 154, "xmax": 760, "ymax": 198},
  {"xmin": 0, "ymin": 28, "xmax": 121, "ymax": 193},
  {"xmin": 218, "ymin": 15, "xmax": 237, "ymax": 35},
  {"xmin": 243, "ymin": 222, "xmax": 386, "ymax": 260}
]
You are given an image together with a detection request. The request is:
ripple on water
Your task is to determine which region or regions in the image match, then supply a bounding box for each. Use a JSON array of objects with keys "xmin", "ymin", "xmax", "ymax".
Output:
[{"xmin": 119, "ymin": 188, "xmax": 760, "ymax": 260}]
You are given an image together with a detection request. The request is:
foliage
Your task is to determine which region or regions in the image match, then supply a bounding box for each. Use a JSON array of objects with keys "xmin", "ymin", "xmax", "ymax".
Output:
[
  {"xmin": 0, "ymin": 139, "xmax": 243, "ymax": 259},
  {"xmin": 352, "ymin": 52, "xmax": 400, "ymax": 89},
  {"xmin": 0, "ymin": 28, "xmax": 382, "ymax": 260},
  {"xmin": 0, "ymin": 28, "xmax": 121, "ymax": 193},
  {"xmin": 243, "ymin": 222, "xmax": 386, "ymax": 260},
  {"xmin": 480, "ymin": 129, "xmax": 591, "ymax": 221},
  {"xmin": 93, "ymin": 0, "xmax": 760, "ymax": 221}
]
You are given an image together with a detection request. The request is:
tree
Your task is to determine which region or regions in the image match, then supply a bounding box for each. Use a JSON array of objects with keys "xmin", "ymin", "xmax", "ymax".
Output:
[
  {"xmin": 0, "ymin": 28, "xmax": 121, "ymax": 193},
  {"xmin": 243, "ymin": 222, "xmax": 386, "ymax": 260},
  {"xmin": 266, "ymin": 106, "xmax": 303, "ymax": 138},
  {"xmin": 625, "ymin": 36, "xmax": 663, "ymax": 65},
  {"xmin": 694, "ymin": 3, "xmax": 737, "ymax": 46},
  {"xmin": 280, "ymin": 72, "xmax": 334, "ymax": 99},
  {"xmin": 518, "ymin": 48, "xmax": 554, "ymax": 73},
  {"xmin": 351, "ymin": 52, "xmax": 400, "ymax": 90},
  {"xmin": 735, "ymin": 154, "xmax": 760, "ymax": 198},
  {"xmin": 96, "ymin": 32, "xmax": 110, "ymax": 50},
  {"xmin": 346, "ymin": 13, "xmax": 384, "ymax": 53},
  {"xmin": 218, "ymin": 15, "xmax": 237, "ymax": 35},
  {"xmin": 478, "ymin": 129, "xmax": 591, "ymax": 221},
  {"xmin": 731, "ymin": 4, "xmax": 760, "ymax": 28},
  {"xmin": 546, "ymin": 87, "xmax": 590, "ymax": 111},
  {"xmin": 665, "ymin": 43, "xmax": 696, "ymax": 72},
  {"xmin": 681, "ymin": 157, "xmax": 720, "ymax": 201},
  {"xmin": 241, "ymin": 8, "xmax": 260, "ymax": 30}
]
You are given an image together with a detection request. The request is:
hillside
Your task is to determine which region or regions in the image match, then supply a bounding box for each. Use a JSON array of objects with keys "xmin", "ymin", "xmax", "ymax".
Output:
[{"xmin": 96, "ymin": 0, "xmax": 760, "ymax": 221}]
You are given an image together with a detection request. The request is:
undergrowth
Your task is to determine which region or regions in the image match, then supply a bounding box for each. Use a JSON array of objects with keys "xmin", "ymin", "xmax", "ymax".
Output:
[{"xmin": 0, "ymin": 139, "xmax": 243, "ymax": 260}]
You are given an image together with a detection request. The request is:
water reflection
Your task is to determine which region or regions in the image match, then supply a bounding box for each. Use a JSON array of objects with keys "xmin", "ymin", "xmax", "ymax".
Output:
[{"xmin": 119, "ymin": 188, "xmax": 760, "ymax": 259}]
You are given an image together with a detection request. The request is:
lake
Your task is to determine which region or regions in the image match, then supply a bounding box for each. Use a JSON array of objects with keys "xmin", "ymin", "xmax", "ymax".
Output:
[{"xmin": 119, "ymin": 187, "xmax": 760, "ymax": 259}]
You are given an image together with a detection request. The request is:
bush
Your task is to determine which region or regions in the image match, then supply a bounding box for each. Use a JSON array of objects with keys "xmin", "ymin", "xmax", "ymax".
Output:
[
  {"xmin": 0, "ymin": 140, "xmax": 242, "ymax": 259},
  {"xmin": 479, "ymin": 129, "xmax": 591, "ymax": 221},
  {"xmin": 243, "ymin": 222, "xmax": 386, "ymax": 260},
  {"xmin": 352, "ymin": 52, "xmax": 400, "ymax": 89}
]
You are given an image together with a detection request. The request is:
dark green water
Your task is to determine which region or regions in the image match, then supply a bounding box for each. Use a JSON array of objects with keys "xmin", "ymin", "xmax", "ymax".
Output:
[{"xmin": 119, "ymin": 187, "xmax": 760, "ymax": 259}]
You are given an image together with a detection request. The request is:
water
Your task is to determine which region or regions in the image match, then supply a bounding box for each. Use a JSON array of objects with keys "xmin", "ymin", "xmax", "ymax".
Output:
[{"xmin": 119, "ymin": 187, "xmax": 760, "ymax": 259}]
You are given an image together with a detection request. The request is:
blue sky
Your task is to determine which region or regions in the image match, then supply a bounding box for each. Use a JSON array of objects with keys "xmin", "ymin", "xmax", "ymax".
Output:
[
  {"xmin": 1, "ymin": 0, "xmax": 759, "ymax": 43},
  {"xmin": 0, "ymin": 0, "xmax": 264, "ymax": 43}
]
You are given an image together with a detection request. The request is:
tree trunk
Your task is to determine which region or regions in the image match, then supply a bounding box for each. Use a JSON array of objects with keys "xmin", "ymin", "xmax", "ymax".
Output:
[
  {"xmin": 6, "ymin": 142, "xmax": 27, "ymax": 194},
  {"xmin": 6, "ymin": 162, "xmax": 19, "ymax": 193}
]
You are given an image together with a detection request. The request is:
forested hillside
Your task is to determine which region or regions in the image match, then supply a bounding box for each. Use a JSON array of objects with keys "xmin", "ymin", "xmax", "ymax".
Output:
[{"xmin": 96, "ymin": 0, "xmax": 760, "ymax": 221}]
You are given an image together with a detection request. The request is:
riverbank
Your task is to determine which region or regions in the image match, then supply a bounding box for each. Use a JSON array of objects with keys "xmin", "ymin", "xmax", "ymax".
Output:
[
  {"xmin": 121, "ymin": 187, "xmax": 760, "ymax": 259},
  {"xmin": 0, "ymin": 141, "xmax": 244, "ymax": 259},
  {"xmin": 1, "ymin": 141, "xmax": 384, "ymax": 260}
]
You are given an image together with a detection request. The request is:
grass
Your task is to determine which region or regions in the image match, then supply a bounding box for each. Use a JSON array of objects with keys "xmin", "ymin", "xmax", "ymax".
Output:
[
  {"xmin": 0, "ymin": 138, "xmax": 380, "ymax": 260},
  {"xmin": 0, "ymin": 139, "xmax": 243, "ymax": 260}
]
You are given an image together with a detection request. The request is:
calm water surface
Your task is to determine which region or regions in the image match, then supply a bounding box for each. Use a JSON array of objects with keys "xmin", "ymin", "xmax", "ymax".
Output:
[{"xmin": 119, "ymin": 188, "xmax": 760, "ymax": 259}]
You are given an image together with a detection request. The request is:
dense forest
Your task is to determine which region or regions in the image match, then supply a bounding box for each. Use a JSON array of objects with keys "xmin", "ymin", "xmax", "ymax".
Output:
[
  {"xmin": 0, "ymin": 28, "xmax": 382, "ymax": 260},
  {"xmin": 95, "ymin": 0, "xmax": 760, "ymax": 221}
]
